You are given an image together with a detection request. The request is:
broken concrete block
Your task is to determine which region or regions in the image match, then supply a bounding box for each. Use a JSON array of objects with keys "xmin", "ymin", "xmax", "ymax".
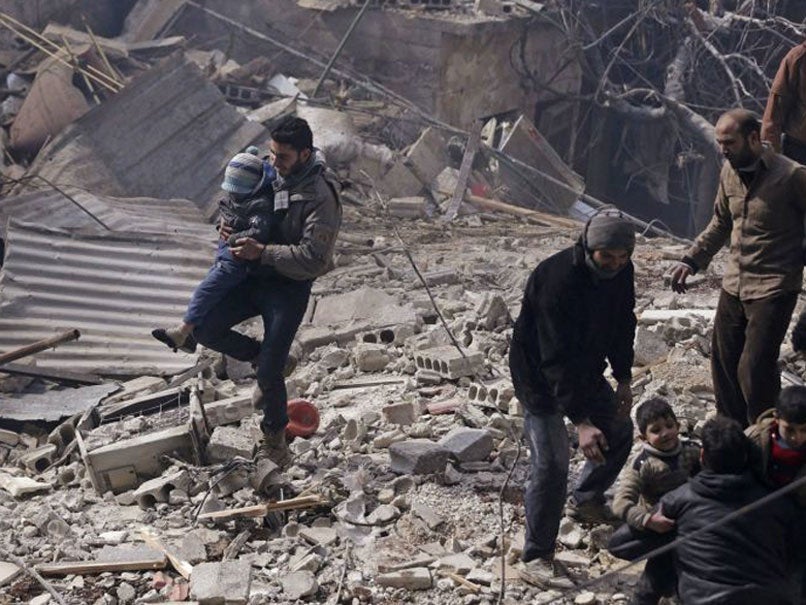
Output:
[
  {"xmin": 206, "ymin": 426, "xmax": 254, "ymax": 463},
  {"xmin": 554, "ymin": 551, "xmax": 591, "ymax": 568},
  {"xmin": 467, "ymin": 379, "xmax": 514, "ymax": 411},
  {"xmin": 319, "ymin": 346, "xmax": 350, "ymax": 369},
  {"xmin": 19, "ymin": 443, "xmax": 57, "ymax": 473},
  {"xmin": 132, "ymin": 470, "xmax": 190, "ymax": 509},
  {"xmin": 438, "ymin": 428, "xmax": 493, "ymax": 463},
  {"xmin": 476, "ymin": 292, "xmax": 510, "ymax": 330},
  {"xmin": 406, "ymin": 127, "xmax": 448, "ymax": 185},
  {"xmin": 389, "ymin": 439, "xmax": 449, "ymax": 475},
  {"xmin": 357, "ymin": 324, "xmax": 416, "ymax": 346},
  {"xmin": 413, "ymin": 346, "xmax": 483, "ymax": 380},
  {"xmin": 212, "ymin": 467, "xmax": 249, "ymax": 498},
  {"xmin": 558, "ymin": 518, "xmax": 585, "ymax": 549},
  {"xmin": 422, "ymin": 269, "xmax": 459, "ymax": 287},
  {"xmin": 203, "ymin": 396, "xmax": 252, "ymax": 428},
  {"xmin": 388, "ymin": 196, "xmax": 428, "ymax": 219},
  {"xmin": 382, "ymin": 401, "xmax": 419, "ymax": 426},
  {"xmin": 0, "ymin": 472, "xmax": 50, "ymax": 497},
  {"xmin": 282, "ymin": 570, "xmax": 318, "ymax": 600},
  {"xmin": 97, "ymin": 544, "xmax": 164, "ymax": 563},
  {"xmin": 353, "ymin": 344, "xmax": 391, "ymax": 373},
  {"xmin": 178, "ymin": 531, "xmax": 210, "ymax": 565},
  {"xmin": 190, "ymin": 561, "xmax": 252, "ymax": 605},
  {"xmin": 0, "ymin": 428, "xmax": 20, "ymax": 447},
  {"xmin": 376, "ymin": 567, "xmax": 432, "ymax": 590},
  {"xmin": 84, "ymin": 425, "xmax": 196, "ymax": 494}
]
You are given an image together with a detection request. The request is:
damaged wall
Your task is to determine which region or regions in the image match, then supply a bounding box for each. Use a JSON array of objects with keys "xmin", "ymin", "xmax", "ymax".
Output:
[{"xmin": 156, "ymin": 0, "xmax": 581, "ymax": 129}]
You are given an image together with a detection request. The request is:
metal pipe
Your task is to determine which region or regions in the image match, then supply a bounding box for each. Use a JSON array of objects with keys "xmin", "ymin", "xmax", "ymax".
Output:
[
  {"xmin": 0, "ymin": 329, "xmax": 81, "ymax": 365},
  {"xmin": 312, "ymin": 0, "xmax": 373, "ymax": 98}
]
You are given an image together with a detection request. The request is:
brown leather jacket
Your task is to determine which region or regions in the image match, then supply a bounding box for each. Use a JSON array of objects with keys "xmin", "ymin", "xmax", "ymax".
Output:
[
  {"xmin": 762, "ymin": 42, "xmax": 806, "ymax": 150},
  {"xmin": 684, "ymin": 148, "xmax": 806, "ymax": 301}
]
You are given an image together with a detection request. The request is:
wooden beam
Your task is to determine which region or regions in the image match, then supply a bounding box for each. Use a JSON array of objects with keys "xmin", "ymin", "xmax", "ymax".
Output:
[
  {"xmin": 0, "ymin": 329, "xmax": 80, "ymax": 365},
  {"xmin": 37, "ymin": 557, "xmax": 166, "ymax": 576},
  {"xmin": 197, "ymin": 495, "xmax": 329, "ymax": 521},
  {"xmin": 140, "ymin": 529, "xmax": 193, "ymax": 580}
]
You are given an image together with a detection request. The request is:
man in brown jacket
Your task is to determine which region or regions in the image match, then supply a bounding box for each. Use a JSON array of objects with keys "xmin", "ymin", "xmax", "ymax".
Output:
[
  {"xmin": 671, "ymin": 109, "xmax": 806, "ymax": 427},
  {"xmin": 196, "ymin": 117, "xmax": 342, "ymax": 465},
  {"xmin": 761, "ymin": 41, "xmax": 806, "ymax": 164}
]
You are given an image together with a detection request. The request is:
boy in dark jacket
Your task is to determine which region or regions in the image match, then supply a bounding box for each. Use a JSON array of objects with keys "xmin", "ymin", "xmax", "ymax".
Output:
[
  {"xmin": 608, "ymin": 398, "xmax": 701, "ymax": 604},
  {"xmin": 152, "ymin": 147, "xmax": 276, "ymax": 353},
  {"xmin": 660, "ymin": 416, "xmax": 797, "ymax": 605},
  {"xmin": 509, "ymin": 210, "xmax": 636, "ymax": 587}
]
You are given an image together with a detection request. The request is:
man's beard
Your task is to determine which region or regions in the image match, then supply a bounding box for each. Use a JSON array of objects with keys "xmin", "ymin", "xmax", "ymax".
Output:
[{"xmin": 725, "ymin": 147, "xmax": 757, "ymax": 170}]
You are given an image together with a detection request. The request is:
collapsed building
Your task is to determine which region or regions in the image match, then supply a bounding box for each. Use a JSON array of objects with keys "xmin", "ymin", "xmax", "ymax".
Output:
[{"xmin": 1, "ymin": 0, "xmax": 806, "ymax": 604}]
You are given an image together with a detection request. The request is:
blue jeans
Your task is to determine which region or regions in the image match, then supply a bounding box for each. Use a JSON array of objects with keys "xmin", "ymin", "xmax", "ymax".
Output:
[
  {"xmin": 184, "ymin": 242, "xmax": 251, "ymax": 326},
  {"xmin": 193, "ymin": 274, "xmax": 312, "ymax": 434},
  {"xmin": 522, "ymin": 379, "xmax": 633, "ymax": 562}
]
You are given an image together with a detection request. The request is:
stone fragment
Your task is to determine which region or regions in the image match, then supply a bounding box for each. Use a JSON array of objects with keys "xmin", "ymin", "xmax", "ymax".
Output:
[
  {"xmin": 319, "ymin": 346, "xmax": 350, "ymax": 369},
  {"xmin": 206, "ymin": 426, "xmax": 254, "ymax": 463},
  {"xmin": 373, "ymin": 428, "xmax": 407, "ymax": 449},
  {"xmin": 554, "ymin": 551, "xmax": 591, "ymax": 568},
  {"xmin": 389, "ymin": 440, "xmax": 449, "ymax": 475},
  {"xmin": 388, "ymin": 196, "xmax": 428, "ymax": 219},
  {"xmin": 179, "ymin": 531, "xmax": 209, "ymax": 565},
  {"xmin": 29, "ymin": 595, "xmax": 51, "ymax": 605},
  {"xmin": 411, "ymin": 502, "xmax": 444, "ymax": 530},
  {"xmin": 189, "ymin": 561, "xmax": 252, "ymax": 605},
  {"xmin": 406, "ymin": 127, "xmax": 447, "ymax": 185},
  {"xmin": 299, "ymin": 526, "xmax": 338, "ymax": 547},
  {"xmin": 633, "ymin": 327, "xmax": 670, "ymax": 366},
  {"xmin": 438, "ymin": 428, "xmax": 493, "ymax": 463},
  {"xmin": 282, "ymin": 570, "xmax": 318, "ymax": 599},
  {"xmin": 558, "ymin": 518, "xmax": 585, "ymax": 549},
  {"xmin": 382, "ymin": 401, "xmax": 419, "ymax": 426},
  {"xmin": 375, "ymin": 567, "xmax": 432, "ymax": 590},
  {"xmin": 116, "ymin": 582, "xmax": 136, "ymax": 604},
  {"xmin": 574, "ymin": 591, "xmax": 598, "ymax": 605},
  {"xmin": 354, "ymin": 344, "xmax": 390, "ymax": 373},
  {"xmin": 466, "ymin": 568, "xmax": 494, "ymax": 586},
  {"xmin": 202, "ymin": 396, "xmax": 253, "ymax": 428},
  {"xmin": 476, "ymin": 292, "xmax": 510, "ymax": 330},
  {"xmin": 0, "ymin": 561, "xmax": 21, "ymax": 587},
  {"xmin": 435, "ymin": 553, "xmax": 476, "ymax": 574},
  {"xmin": 366, "ymin": 504, "xmax": 399, "ymax": 525}
]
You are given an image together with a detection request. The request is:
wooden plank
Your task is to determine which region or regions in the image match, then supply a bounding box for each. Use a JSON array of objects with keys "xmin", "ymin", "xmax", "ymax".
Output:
[
  {"xmin": 0, "ymin": 363, "xmax": 103, "ymax": 385},
  {"xmin": 197, "ymin": 495, "xmax": 329, "ymax": 521},
  {"xmin": 37, "ymin": 557, "xmax": 166, "ymax": 576},
  {"xmin": 0, "ymin": 329, "xmax": 80, "ymax": 365},
  {"xmin": 445, "ymin": 120, "xmax": 483, "ymax": 221},
  {"xmin": 140, "ymin": 529, "xmax": 193, "ymax": 580}
]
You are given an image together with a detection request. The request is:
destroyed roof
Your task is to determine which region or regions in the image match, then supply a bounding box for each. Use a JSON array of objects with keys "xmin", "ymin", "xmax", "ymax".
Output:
[
  {"xmin": 27, "ymin": 53, "xmax": 268, "ymax": 220},
  {"xmin": 0, "ymin": 188, "xmax": 212, "ymax": 240},
  {"xmin": 0, "ymin": 220, "xmax": 214, "ymax": 376}
]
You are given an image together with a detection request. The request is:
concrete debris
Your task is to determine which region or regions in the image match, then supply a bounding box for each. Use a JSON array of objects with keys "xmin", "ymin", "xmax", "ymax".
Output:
[
  {"xmin": 206, "ymin": 426, "xmax": 255, "ymax": 463},
  {"xmin": 189, "ymin": 561, "xmax": 252, "ymax": 605},
  {"xmin": 389, "ymin": 439, "xmax": 449, "ymax": 475},
  {"xmin": 438, "ymin": 427, "xmax": 494, "ymax": 463},
  {"xmin": 376, "ymin": 567, "xmax": 433, "ymax": 590},
  {"xmin": 281, "ymin": 570, "xmax": 319, "ymax": 599}
]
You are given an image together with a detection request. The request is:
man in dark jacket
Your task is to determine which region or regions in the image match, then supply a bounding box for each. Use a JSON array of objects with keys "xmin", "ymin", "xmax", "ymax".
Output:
[
  {"xmin": 195, "ymin": 117, "xmax": 342, "ymax": 466},
  {"xmin": 509, "ymin": 211, "xmax": 636, "ymax": 586},
  {"xmin": 660, "ymin": 416, "xmax": 796, "ymax": 605}
]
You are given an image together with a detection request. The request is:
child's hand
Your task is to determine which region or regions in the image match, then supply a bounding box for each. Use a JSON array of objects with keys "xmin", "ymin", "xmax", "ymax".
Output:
[
  {"xmin": 219, "ymin": 217, "xmax": 233, "ymax": 242},
  {"xmin": 645, "ymin": 510, "xmax": 675, "ymax": 533}
]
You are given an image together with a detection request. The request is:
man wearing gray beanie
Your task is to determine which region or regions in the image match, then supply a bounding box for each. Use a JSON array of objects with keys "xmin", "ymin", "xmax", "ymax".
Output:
[{"xmin": 509, "ymin": 210, "xmax": 637, "ymax": 588}]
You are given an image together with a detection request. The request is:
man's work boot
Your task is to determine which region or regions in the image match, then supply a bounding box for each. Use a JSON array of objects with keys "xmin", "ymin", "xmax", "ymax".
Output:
[
  {"xmin": 256, "ymin": 430, "xmax": 291, "ymax": 468},
  {"xmin": 517, "ymin": 558, "xmax": 574, "ymax": 589}
]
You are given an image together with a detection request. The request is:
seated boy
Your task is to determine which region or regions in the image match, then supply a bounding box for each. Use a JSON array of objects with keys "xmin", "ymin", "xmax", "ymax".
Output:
[
  {"xmin": 660, "ymin": 416, "xmax": 797, "ymax": 605},
  {"xmin": 152, "ymin": 147, "xmax": 276, "ymax": 353},
  {"xmin": 746, "ymin": 385, "xmax": 806, "ymax": 602},
  {"xmin": 607, "ymin": 398, "xmax": 701, "ymax": 605}
]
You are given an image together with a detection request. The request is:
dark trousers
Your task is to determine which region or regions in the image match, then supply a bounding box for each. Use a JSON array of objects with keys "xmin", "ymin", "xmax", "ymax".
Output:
[
  {"xmin": 184, "ymin": 242, "xmax": 250, "ymax": 325},
  {"xmin": 608, "ymin": 523, "xmax": 676, "ymax": 605},
  {"xmin": 711, "ymin": 289, "xmax": 797, "ymax": 427},
  {"xmin": 194, "ymin": 274, "xmax": 311, "ymax": 434},
  {"xmin": 522, "ymin": 379, "xmax": 633, "ymax": 562}
]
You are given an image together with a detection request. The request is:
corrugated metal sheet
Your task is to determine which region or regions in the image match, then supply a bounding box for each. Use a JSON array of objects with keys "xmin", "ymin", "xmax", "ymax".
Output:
[
  {"xmin": 28, "ymin": 53, "xmax": 268, "ymax": 220},
  {"xmin": 0, "ymin": 188, "xmax": 214, "ymax": 240},
  {"xmin": 0, "ymin": 220, "xmax": 216, "ymax": 376}
]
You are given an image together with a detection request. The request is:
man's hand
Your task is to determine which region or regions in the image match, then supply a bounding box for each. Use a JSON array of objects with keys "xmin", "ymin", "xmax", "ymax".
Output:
[
  {"xmin": 615, "ymin": 381, "xmax": 633, "ymax": 417},
  {"xmin": 577, "ymin": 422, "xmax": 608, "ymax": 464},
  {"xmin": 645, "ymin": 508, "xmax": 675, "ymax": 533},
  {"xmin": 219, "ymin": 217, "xmax": 233, "ymax": 242},
  {"xmin": 230, "ymin": 237, "xmax": 265, "ymax": 261},
  {"xmin": 670, "ymin": 262, "xmax": 692, "ymax": 294}
]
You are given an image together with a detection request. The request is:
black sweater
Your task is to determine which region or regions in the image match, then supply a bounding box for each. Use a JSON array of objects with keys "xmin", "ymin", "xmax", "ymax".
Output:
[{"xmin": 508, "ymin": 242, "xmax": 636, "ymax": 423}]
